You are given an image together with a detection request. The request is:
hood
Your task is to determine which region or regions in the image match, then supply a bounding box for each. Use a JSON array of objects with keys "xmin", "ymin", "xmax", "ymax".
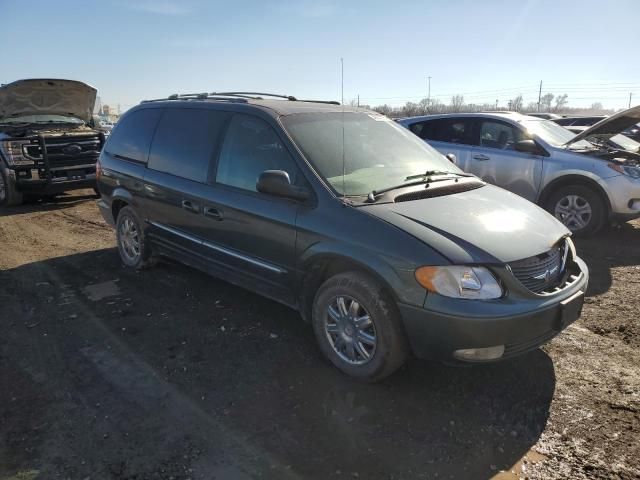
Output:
[
  {"xmin": 363, "ymin": 184, "xmax": 569, "ymax": 264},
  {"xmin": 565, "ymin": 105, "xmax": 640, "ymax": 146},
  {"xmin": 0, "ymin": 79, "xmax": 97, "ymax": 123}
]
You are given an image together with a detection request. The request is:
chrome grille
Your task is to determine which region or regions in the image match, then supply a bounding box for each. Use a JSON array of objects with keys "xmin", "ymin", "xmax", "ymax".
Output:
[{"xmin": 509, "ymin": 240, "xmax": 569, "ymax": 294}]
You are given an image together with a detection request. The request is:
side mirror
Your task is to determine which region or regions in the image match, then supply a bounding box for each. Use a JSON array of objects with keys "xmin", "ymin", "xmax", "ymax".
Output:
[
  {"xmin": 445, "ymin": 153, "xmax": 457, "ymax": 164},
  {"xmin": 514, "ymin": 139, "xmax": 541, "ymax": 154},
  {"xmin": 256, "ymin": 170, "xmax": 310, "ymax": 201}
]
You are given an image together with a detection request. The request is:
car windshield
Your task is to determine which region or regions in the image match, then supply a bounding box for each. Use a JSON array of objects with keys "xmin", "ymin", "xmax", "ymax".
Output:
[
  {"xmin": 521, "ymin": 119, "xmax": 595, "ymax": 149},
  {"xmin": 281, "ymin": 112, "xmax": 461, "ymax": 196},
  {"xmin": 0, "ymin": 114, "xmax": 84, "ymax": 125},
  {"xmin": 608, "ymin": 133, "xmax": 640, "ymax": 152}
]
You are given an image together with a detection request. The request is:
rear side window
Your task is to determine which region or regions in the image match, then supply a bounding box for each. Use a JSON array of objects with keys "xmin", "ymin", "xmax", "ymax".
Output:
[
  {"xmin": 216, "ymin": 114, "xmax": 299, "ymax": 192},
  {"xmin": 105, "ymin": 108, "xmax": 162, "ymax": 163},
  {"xmin": 148, "ymin": 108, "xmax": 230, "ymax": 183},
  {"xmin": 418, "ymin": 118, "xmax": 475, "ymax": 145}
]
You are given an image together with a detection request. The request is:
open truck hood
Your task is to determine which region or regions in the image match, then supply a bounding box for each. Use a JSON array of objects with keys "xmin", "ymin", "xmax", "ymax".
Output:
[
  {"xmin": 363, "ymin": 184, "xmax": 569, "ymax": 264},
  {"xmin": 0, "ymin": 79, "xmax": 97, "ymax": 123},
  {"xmin": 564, "ymin": 105, "xmax": 640, "ymax": 146}
]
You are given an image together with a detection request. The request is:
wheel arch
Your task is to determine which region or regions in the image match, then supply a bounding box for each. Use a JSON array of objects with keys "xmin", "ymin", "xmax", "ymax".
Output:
[
  {"xmin": 538, "ymin": 174, "xmax": 612, "ymax": 214},
  {"xmin": 110, "ymin": 188, "xmax": 136, "ymax": 221},
  {"xmin": 297, "ymin": 251, "xmax": 406, "ymax": 324}
]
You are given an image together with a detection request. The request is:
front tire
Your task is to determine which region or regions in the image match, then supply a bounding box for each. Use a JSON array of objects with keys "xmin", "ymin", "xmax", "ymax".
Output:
[
  {"xmin": 116, "ymin": 206, "xmax": 153, "ymax": 269},
  {"xmin": 547, "ymin": 185, "xmax": 605, "ymax": 237},
  {"xmin": 0, "ymin": 168, "xmax": 24, "ymax": 206},
  {"xmin": 312, "ymin": 271, "xmax": 409, "ymax": 382}
]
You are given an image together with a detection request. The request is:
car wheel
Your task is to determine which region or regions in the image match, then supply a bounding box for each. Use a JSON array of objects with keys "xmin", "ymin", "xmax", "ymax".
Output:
[
  {"xmin": 547, "ymin": 185, "xmax": 605, "ymax": 237},
  {"xmin": 116, "ymin": 206, "xmax": 153, "ymax": 269},
  {"xmin": 0, "ymin": 168, "xmax": 24, "ymax": 206},
  {"xmin": 312, "ymin": 271, "xmax": 409, "ymax": 382}
]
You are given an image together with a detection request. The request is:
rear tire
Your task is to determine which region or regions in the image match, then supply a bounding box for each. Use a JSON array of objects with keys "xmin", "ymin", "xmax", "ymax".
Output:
[
  {"xmin": 0, "ymin": 168, "xmax": 24, "ymax": 207},
  {"xmin": 115, "ymin": 206, "xmax": 154, "ymax": 269},
  {"xmin": 546, "ymin": 185, "xmax": 605, "ymax": 237},
  {"xmin": 311, "ymin": 271, "xmax": 409, "ymax": 382}
]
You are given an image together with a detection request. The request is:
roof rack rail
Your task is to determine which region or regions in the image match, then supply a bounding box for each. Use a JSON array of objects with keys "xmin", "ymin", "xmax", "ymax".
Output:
[{"xmin": 141, "ymin": 91, "xmax": 341, "ymax": 105}]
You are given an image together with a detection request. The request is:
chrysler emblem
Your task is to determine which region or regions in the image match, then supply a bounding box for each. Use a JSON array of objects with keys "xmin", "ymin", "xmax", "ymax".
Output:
[
  {"xmin": 62, "ymin": 144, "xmax": 82, "ymax": 155},
  {"xmin": 533, "ymin": 265, "xmax": 559, "ymax": 282}
]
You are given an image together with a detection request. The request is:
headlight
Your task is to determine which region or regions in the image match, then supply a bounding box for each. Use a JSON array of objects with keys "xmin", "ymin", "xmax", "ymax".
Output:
[
  {"xmin": 415, "ymin": 266, "xmax": 503, "ymax": 300},
  {"xmin": 608, "ymin": 163, "xmax": 640, "ymax": 179},
  {"xmin": 0, "ymin": 140, "xmax": 34, "ymax": 166}
]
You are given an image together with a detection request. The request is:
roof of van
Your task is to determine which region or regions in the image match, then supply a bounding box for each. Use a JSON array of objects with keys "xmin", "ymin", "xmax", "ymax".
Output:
[{"xmin": 138, "ymin": 96, "xmax": 368, "ymax": 116}]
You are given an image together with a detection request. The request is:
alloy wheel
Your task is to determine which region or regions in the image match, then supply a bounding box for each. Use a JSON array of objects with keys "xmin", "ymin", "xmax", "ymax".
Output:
[
  {"xmin": 118, "ymin": 216, "xmax": 141, "ymax": 262},
  {"xmin": 554, "ymin": 194, "xmax": 592, "ymax": 231},
  {"xmin": 324, "ymin": 295, "xmax": 377, "ymax": 365}
]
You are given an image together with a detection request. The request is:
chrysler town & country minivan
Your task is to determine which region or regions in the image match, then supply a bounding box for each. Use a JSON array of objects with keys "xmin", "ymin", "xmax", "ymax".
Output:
[{"xmin": 97, "ymin": 92, "xmax": 588, "ymax": 381}]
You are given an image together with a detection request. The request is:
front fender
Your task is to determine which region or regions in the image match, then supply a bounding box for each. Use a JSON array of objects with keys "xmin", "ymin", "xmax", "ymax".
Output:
[{"xmin": 298, "ymin": 241, "xmax": 427, "ymax": 307}]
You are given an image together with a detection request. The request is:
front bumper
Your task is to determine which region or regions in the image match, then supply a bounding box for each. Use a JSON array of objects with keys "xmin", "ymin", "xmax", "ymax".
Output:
[
  {"xmin": 399, "ymin": 257, "xmax": 589, "ymax": 361},
  {"xmin": 599, "ymin": 174, "xmax": 640, "ymax": 217}
]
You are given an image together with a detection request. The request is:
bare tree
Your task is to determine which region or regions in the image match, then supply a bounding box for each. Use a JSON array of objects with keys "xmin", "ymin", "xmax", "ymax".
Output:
[
  {"xmin": 553, "ymin": 94, "xmax": 568, "ymax": 112},
  {"xmin": 509, "ymin": 95, "xmax": 523, "ymax": 112},
  {"xmin": 540, "ymin": 93, "xmax": 554, "ymax": 111},
  {"xmin": 450, "ymin": 95, "xmax": 465, "ymax": 112},
  {"xmin": 373, "ymin": 104, "xmax": 393, "ymax": 116},
  {"xmin": 590, "ymin": 102, "xmax": 604, "ymax": 111}
]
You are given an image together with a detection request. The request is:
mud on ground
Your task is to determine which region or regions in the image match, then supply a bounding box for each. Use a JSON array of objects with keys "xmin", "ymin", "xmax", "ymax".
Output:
[{"xmin": 0, "ymin": 190, "xmax": 638, "ymax": 479}]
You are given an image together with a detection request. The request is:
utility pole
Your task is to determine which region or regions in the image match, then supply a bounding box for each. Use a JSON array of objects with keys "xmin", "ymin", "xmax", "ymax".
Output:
[
  {"xmin": 340, "ymin": 58, "xmax": 344, "ymax": 105},
  {"xmin": 495, "ymin": 99, "xmax": 499, "ymax": 110},
  {"xmin": 537, "ymin": 80, "xmax": 543, "ymax": 112},
  {"xmin": 357, "ymin": 94, "xmax": 360, "ymax": 107},
  {"xmin": 630, "ymin": 92, "xmax": 633, "ymax": 108},
  {"xmin": 427, "ymin": 76, "xmax": 431, "ymax": 112}
]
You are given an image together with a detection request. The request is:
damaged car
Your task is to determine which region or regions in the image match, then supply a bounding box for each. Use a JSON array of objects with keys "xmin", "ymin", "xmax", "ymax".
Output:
[
  {"xmin": 398, "ymin": 106, "xmax": 640, "ymax": 235},
  {"xmin": 0, "ymin": 79, "xmax": 104, "ymax": 206},
  {"xmin": 97, "ymin": 93, "xmax": 588, "ymax": 381}
]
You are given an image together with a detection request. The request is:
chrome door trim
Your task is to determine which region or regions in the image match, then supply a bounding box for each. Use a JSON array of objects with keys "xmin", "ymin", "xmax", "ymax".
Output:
[{"xmin": 148, "ymin": 221, "xmax": 286, "ymax": 274}]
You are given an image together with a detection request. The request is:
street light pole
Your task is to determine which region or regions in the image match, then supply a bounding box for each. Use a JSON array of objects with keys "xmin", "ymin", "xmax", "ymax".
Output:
[{"xmin": 427, "ymin": 76, "xmax": 431, "ymax": 112}]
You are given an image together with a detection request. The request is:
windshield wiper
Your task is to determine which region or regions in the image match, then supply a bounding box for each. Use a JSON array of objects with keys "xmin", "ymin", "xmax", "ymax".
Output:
[
  {"xmin": 366, "ymin": 173, "xmax": 477, "ymax": 202},
  {"xmin": 405, "ymin": 170, "xmax": 472, "ymax": 181}
]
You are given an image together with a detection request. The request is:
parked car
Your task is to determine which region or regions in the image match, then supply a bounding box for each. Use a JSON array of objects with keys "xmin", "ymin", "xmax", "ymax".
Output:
[
  {"xmin": 553, "ymin": 115, "xmax": 607, "ymax": 127},
  {"xmin": 564, "ymin": 125, "xmax": 640, "ymax": 153},
  {"xmin": 0, "ymin": 79, "xmax": 104, "ymax": 206},
  {"xmin": 527, "ymin": 113, "xmax": 560, "ymax": 120},
  {"xmin": 554, "ymin": 115, "xmax": 640, "ymax": 143},
  {"xmin": 398, "ymin": 108, "xmax": 640, "ymax": 235},
  {"xmin": 97, "ymin": 92, "xmax": 588, "ymax": 381}
]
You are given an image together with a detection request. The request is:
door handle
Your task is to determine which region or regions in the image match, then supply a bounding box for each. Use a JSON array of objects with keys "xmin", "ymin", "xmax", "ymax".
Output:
[
  {"xmin": 181, "ymin": 200, "xmax": 200, "ymax": 213},
  {"xmin": 203, "ymin": 206, "xmax": 223, "ymax": 221},
  {"xmin": 473, "ymin": 154, "xmax": 490, "ymax": 161}
]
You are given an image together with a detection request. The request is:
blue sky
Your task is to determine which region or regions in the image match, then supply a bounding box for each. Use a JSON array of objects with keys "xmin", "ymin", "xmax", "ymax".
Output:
[{"xmin": 2, "ymin": 0, "xmax": 639, "ymax": 111}]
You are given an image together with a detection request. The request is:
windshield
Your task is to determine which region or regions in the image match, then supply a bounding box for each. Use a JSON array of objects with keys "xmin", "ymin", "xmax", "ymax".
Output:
[
  {"xmin": 281, "ymin": 112, "xmax": 461, "ymax": 196},
  {"xmin": 608, "ymin": 134, "xmax": 640, "ymax": 152},
  {"xmin": 521, "ymin": 119, "xmax": 594, "ymax": 149},
  {"xmin": 0, "ymin": 114, "xmax": 84, "ymax": 125}
]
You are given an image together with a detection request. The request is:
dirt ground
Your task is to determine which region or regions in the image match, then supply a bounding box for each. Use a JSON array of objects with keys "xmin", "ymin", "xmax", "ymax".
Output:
[{"xmin": 0, "ymin": 190, "xmax": 638, "ymax": 480}]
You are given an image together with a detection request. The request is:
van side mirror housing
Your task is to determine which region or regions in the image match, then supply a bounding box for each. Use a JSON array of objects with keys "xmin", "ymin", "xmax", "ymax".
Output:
[
  {"xmin": 256, "ymin": 170, "xmax": 310, "ymax": 201},
  {"xmin": 445, "ymin": 153, "xmax": 457, "ymax": 164},
  {"xmin": 514, "ymin": 139, "xmax": 542, "ymax": 154}
]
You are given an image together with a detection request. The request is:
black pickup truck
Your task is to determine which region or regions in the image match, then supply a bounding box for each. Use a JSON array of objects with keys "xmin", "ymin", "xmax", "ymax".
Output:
[{"xmin": 0, "ymin": 79, "xmax": 104, "ymax": 206}]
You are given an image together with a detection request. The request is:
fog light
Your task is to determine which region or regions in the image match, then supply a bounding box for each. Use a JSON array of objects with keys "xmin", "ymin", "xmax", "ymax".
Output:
[
  {"xmin": 453, "ymin": 345, "xmax": 505, "ymax": 361},
  {"xmin": 628, "ymin": 199, "xmax": 640, "ymax": 210}
]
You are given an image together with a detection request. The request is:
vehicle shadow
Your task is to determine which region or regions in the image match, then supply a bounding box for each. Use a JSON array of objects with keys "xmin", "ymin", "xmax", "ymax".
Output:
[
  {"xmin": 1, "ymin": 248, "xmax": 556, "ymax": 479},
  {"xmin": 0, "ymin": 188, "xmax": 97, "ymax": 217},
  {"xmin": 573, "ymin": 221, "xmax": 640, "ymax": 296}
]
